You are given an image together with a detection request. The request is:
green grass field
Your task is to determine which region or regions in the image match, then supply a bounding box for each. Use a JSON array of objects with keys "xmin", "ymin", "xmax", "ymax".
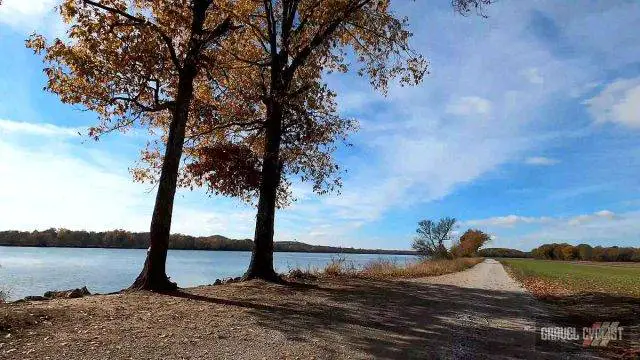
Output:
[{"xmin": 501, "ymin": 259, "xmax": 640, "ymax": 298}]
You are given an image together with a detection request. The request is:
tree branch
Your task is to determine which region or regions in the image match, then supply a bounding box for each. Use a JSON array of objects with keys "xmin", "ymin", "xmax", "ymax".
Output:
[{"xmin": 83, "ymin": 0, "xmax": 182, "ymax": 71}]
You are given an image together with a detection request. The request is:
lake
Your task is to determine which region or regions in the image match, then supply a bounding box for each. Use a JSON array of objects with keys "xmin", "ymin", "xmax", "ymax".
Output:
[{"xmin": 0, "ymin": 246, "xmax": 416, "ymax": 301}]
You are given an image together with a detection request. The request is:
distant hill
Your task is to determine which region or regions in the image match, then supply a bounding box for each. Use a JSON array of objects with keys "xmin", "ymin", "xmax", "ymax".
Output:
[{"xmin": 0, "ymin": 229, "xmax": 415, "ymax": 255}]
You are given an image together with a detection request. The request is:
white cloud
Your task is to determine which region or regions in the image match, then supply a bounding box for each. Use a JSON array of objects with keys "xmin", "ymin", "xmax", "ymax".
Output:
[
  {"xmin": 524, "ymin": 156, "xmax": 560, "ymax": 166},
  {"xmin": 468, "ymin": 210, "xmax": 618, "ymax": 229},
  {"xmin": 0, "ymin": 119, "xmax": 82, "ymax": 137},
  {"xmin": 466, "ymin": 210, "xmax": 637, "ymax": 250},
  {"xmin": 522, "ymin": 67, "xmax": 544, "ymax": 85},
  {"xmin": 584, "ymin": 77, "xmax": 640, "ymax": 129},
  {"xmin": 0, "ymin": 0, "xmax": 60, "ymax": 33},
  {"xmin": 466, "ymin": 215, "xmax": 551, "ymax": 228},
  {"xmin": 446, "ymin": 96, "xmax": 492, "ymax": 116},
  {"xmin": 567, "ymin": 209, "xmax": 617, "ymax": 226},
  {"xmin": 0, "ymin": 119, "xmax": 255, "ymax": 238}
]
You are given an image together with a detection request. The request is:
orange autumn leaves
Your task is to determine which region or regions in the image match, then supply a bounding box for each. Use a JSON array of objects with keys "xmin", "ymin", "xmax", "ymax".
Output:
[{"xmin": 27, "ymin": 0, "xmax": 430, "ymax": 206}]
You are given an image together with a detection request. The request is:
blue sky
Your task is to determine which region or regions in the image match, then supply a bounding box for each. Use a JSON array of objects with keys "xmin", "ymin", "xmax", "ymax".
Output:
[{"xmin": 0, "ymin": 0, "xmax": 639, "ymax": 250}]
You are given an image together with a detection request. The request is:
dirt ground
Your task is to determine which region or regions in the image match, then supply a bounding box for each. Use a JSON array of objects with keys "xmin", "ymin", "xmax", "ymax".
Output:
[{"xmin": 0, "ymin": 260, "xmax": 625, "ymax": 359}]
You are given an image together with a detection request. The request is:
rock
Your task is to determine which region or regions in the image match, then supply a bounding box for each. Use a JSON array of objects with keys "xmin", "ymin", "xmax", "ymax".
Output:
[
  {"xmin": 66, "ymin": 289, "xmax": 83, "ymax": 298},
  {"xmin": 23, "ymin": 296, "xmax": 49, "ymax": 301},
  {"xmin": 213, "ymin": 279, "xmax": 222, "ymax": 285},
  {"xmin": 223, "ymin": 276, "xmax": 242, "ymax": 284},
  {"xmin": 44, "ymin": 287, "xmax": 91, "ymax": 299}
]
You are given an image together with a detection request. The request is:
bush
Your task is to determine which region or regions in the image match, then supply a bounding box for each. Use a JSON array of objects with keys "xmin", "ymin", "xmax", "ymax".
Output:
[{"xmin": 322, "ymin": 256, "xmax": 358, "ymax": 277}]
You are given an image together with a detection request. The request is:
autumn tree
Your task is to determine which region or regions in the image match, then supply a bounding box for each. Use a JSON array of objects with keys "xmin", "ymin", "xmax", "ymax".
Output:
[
  {"xmin": 451, "ymin": 229, "xmax": 490, "ymax": 258},
  {"xmin": 180, "ymin": 0, "xmax": 434, "ymax": 282},
  {"xmin": 412, "ymin": 217, "xmax": 457, "ymax": 259},
  {"xmin": 27, "ymin": 0, "xmax": 242, "ymax": 291},
  {"xmin": 188, "ymin": 0, "xmax": 488, "ymax": 281}
]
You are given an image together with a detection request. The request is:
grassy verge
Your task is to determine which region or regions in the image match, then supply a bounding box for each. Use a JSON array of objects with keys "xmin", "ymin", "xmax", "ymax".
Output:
[
  {"xmin": 501, "ymin": 259, "xmax": 640, "ymax": 358},
  {"xmin": 288, "ymin": 257, "xmax": 483, "ymax": 281}
]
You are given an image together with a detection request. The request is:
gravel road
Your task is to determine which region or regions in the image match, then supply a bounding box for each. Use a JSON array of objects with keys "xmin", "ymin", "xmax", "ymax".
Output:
[
  {"xmin": 414, "ymin": 258, "xmax": 602, "ymax": 359},
  {"xmin": 421, "ymin": 258, "xmax": 530, "ymax": 291}
]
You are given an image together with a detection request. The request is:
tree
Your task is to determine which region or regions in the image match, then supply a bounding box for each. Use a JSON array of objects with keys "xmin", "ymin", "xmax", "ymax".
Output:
[
  {"xmin": 179, "ymin": 0, "xmax": 489, "ymax": 281},
  {"xmin": 27, "ymin": 0, "xmax": 241, "ymax": 291},
  {"xmin": 412, "ymin": 217, "xmax": 457, "ymax": 259},
  {"xmin": 576, "ymin": 244, "xmax": 593, "ymax": 261},
  {"xmin": 222, "ymin": 0, "xmax": 425, "ymax": 281},
  {"xmin": 451, "ymin": 229, "xmax": 490, "ymax": 258}
]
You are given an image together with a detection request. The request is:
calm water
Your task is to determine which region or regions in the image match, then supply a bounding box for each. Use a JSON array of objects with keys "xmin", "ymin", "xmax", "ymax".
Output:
[{"xmin": 0, "ymin": 246, "xmax": 415, "ymax": 301}]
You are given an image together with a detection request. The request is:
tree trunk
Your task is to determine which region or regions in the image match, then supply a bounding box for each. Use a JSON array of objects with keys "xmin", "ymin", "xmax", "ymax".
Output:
[
  {"xmin": 244, "ymin": 100, "xmax": 283, "ymax": 282},
  {"xmin": 130, "ymin": 68, "xmax": 198, "ymax": 292},
  {"xmin": 129, "ymin": 0, "xmax": 212, "ymax": 292}
]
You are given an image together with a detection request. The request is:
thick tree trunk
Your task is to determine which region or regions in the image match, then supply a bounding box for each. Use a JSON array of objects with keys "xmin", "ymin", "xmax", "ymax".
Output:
[
  {"xmin": 244, "ymin": 100, "xmax": 283, "ymax": 282},
  {"xmin": 130, "ymin": 68, "xmax": 198, "ymax": 292},
  {"xmin": 129, "ymin": 0, "xmax": 212, "ymax": 292}
]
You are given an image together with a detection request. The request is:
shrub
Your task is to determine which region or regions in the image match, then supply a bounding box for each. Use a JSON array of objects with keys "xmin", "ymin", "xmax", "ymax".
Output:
[{"xmin": 323, "ymin": 256, "xmax": 358, "ymax": 277}]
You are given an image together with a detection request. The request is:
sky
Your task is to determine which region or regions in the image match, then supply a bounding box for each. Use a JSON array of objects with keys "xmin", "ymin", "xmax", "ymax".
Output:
[{"xmin": 0, "ymin": 0, "xmax": 639, "ymax": 251}]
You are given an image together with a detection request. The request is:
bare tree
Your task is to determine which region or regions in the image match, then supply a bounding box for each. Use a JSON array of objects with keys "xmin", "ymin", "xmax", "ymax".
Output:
[{"xmin": 412, "ymin": 217, "xmax": 457, "ymax": 259}]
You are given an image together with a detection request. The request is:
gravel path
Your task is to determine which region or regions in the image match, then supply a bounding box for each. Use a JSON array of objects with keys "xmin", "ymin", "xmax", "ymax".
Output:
[
  {"xmin": 420, "ymin": 258, "xmax": 529, "ymax": 291},
  {"xmin": 415, "ymin": 259, "xmax": 602, "ymax": 359},
  {"xmin": 1, "ymin": 259, "xmax": 602, "ymax": 359}
]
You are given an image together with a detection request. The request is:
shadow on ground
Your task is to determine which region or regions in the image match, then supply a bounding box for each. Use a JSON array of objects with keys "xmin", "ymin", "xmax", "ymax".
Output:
[{"xmin": 171, "ymin": 278, "xmax": 611, "ymax": 359}]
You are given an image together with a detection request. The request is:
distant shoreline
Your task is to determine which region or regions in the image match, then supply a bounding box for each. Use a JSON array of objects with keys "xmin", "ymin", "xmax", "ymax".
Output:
[{"xmin": 0, "ymin": 229, "xmax": 416, "ymax": 256}]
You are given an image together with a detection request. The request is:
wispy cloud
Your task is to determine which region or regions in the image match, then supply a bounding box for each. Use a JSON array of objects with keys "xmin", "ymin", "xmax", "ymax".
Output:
[
  {"xmin": 584, "ymin": 77, "xmax": 640, "ymax": 129},
  {"xmin": 446, "ymin": 96, "xmax": 492, "ymax": 116},
  {"xmin": 465, "ymin": 210, "xmax": 639, "ymax": 250},
  {"xmin": 522, "ymin": 67, "xmax": 544, "ymax": 85},
  {"xmin": 524, "ymin": 156, "xmax": 560, "ymax": 166},
  {"xmin": 0, "ymin": 0, "xmax": 63, "ymax": 36},
  {"xmin": 0, "ymin": 119, "xmax": 82, "ymax": 137},
  {"xmin": 466, "ymin": 215, "xmax": 552, "ymax": 228}
]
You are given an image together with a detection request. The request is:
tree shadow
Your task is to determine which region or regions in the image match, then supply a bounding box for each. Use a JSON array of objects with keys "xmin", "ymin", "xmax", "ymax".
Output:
[
  {"xmin": 164, "ymin": 278, "xmax": 609, "ymax": 359},
  {"xmin": 538, "ymin": 292, "xmax": 640, "ymax": 359}
]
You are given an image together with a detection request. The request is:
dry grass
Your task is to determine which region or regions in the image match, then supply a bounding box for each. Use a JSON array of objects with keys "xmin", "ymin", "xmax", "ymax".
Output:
[
  {"xmin": 287, "ymin": 256, "xmax": 483, "ymax": 281},
  {"xmin": 0, "ymin": 288, "xmax": 9, "ymax": 304},
  {"xmin": 359, "ymin": 257, "xmax": 483, "ymax": 279}
]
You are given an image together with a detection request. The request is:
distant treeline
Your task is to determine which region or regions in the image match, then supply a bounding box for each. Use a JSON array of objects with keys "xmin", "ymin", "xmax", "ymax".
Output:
[
  {"xmin": 479, "ymin": 244, "xmax": 640, "ymax": 262},
  {"xmin": 478, "ymin": 248, "xmax": 531, "ymax": 258},
  {"xmin": 0, "ymin": 229, "xmax": 415, "ymax": 255},
  {"xmin": 530, "ymin": 243, "xmax": 640, "ymax": 262}
]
